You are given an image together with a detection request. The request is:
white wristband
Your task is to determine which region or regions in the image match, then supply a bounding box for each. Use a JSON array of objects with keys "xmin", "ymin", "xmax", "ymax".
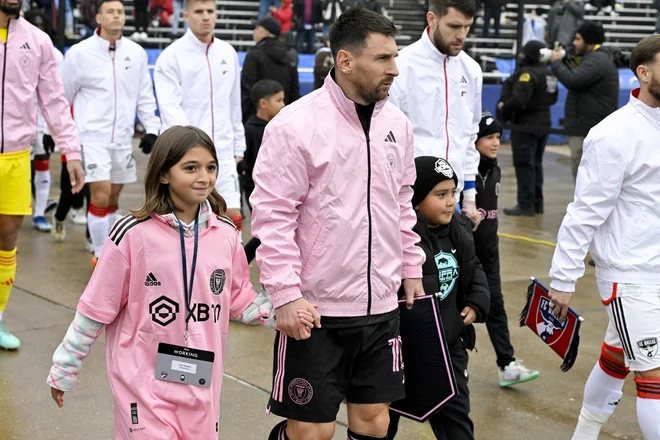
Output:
[{"xmin": 463, "ymin": 188, "xmax": 476, "ymax": 202}]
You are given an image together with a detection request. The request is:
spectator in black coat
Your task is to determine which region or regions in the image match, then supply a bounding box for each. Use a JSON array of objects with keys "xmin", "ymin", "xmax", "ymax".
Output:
[
  {"xmin": 241, "ymin": 17, "xmax": 300, "ymax": 122},
  {"xmin": 550, "ymin": 21, "xmax": 619, "ymax": 179}
]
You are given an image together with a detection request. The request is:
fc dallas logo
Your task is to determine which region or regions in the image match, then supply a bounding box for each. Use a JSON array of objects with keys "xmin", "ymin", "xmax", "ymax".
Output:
[{"xmin": 536, "ymin": 297, "xmax": 567, "ymax": 345}]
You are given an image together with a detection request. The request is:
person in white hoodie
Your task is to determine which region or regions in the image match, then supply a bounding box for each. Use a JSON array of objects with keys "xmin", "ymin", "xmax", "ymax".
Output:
[
  {"xmin": 61, "ymin": 0, "xmax": 160, "ymax": 267},
  {"xmin": 153, "ymin": 0, "xmax": 246, "ymax": 231},
  {"xmin": 548, "ymin": 35, "xmax": 660, "ymax": 440},
  {"xmin": 389, "ymin": 0, "xmax": 483, "ymax": 229}
]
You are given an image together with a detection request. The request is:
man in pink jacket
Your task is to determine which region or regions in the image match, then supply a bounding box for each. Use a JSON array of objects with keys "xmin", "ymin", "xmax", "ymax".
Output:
[
  {"xmin": 250, "ymin": 8, "xmax": 426, "ymax": 440},
  {"xmin": 0, "ymin": 1, "xmax": 83, "ymax": 350}
]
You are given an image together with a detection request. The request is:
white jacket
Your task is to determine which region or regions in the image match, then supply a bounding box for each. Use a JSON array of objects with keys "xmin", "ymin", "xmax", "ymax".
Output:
[
  {"xmin": 37, "ymin": 47, "xmax": 64, "ymax": 135},
  {"xmin": 153, "ymin": 30, "xmax": 246, "ymax": 162},
  {"xmin": 389, "ymin": 28, "xmax": 482, "ymax": 192},
  {"xmin": 550, "ymin": 89, "xmax": 660, "ymax": 292},
  {"xmin": 61, "ymin": 32, "xmax": 160, "ymax": 147}
]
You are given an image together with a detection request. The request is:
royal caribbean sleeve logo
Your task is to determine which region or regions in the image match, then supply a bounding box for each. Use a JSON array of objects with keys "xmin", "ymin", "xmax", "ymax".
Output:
[{"xmin": 536, "ymin": 297, "xmax": 567, "ymax": 344}]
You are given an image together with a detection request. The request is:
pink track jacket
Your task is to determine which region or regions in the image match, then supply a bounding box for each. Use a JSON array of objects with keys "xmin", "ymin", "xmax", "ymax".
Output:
[
  {"xmin": 250, "ymin": 72, "xmax": 425, "ymax": 317},
  {"xmin": 1, "ymin": 17, "xmax": 79, "ymax": 159}
]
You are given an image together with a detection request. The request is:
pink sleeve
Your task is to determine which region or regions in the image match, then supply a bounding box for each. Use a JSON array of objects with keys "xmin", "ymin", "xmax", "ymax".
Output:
[
  {"xmin": 250, "ymin": 119, "xmax": 308, "ymax": 308},
  {"xmin": 77, "ymin": 242, "xmax": 130, "ymax": 325},
  {"xmin": 229, "ymin": 233, "xmax": 258, "ymax": 318},
  {"xmin": 400, "ymin": 121, "xmax": 425, "ymax": 279},
  {"xmin": 36, "ymin": 38, "xmax": 80, "ymax": 161}
]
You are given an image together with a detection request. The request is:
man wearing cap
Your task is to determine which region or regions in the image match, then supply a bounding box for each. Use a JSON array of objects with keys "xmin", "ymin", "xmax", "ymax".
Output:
[
  {"xmin": 497, "ymin": 40, "xmax": 558, "ymax": 216},
  {"xmin": 241, "ymin": 16, "xmax": 300, "ymax": 122},
  {"xmin": 550, "ymin": 21, "xmax": 619, "ymax": 180}
]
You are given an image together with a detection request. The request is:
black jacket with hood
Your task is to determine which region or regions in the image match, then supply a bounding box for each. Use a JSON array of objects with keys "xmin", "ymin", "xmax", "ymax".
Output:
[
  {"xmin": 240, "ymin": 37, "xmax": 301, "ymax": 122},
  {"xmin": 402, "ymin": 213, "xmax": 490, "ymax": 350}
]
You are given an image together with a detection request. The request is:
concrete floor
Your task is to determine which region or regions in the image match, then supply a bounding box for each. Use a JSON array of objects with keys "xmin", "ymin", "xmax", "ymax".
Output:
[{"xmin": 0, "ymin": 143, "xmax": 643, "ymax": 440}]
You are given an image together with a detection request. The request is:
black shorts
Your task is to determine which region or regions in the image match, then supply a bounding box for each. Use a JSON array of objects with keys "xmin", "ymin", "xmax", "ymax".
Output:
[{"xmin": 267, "ymin": 315, "xmax": 405, "ymax": 423}]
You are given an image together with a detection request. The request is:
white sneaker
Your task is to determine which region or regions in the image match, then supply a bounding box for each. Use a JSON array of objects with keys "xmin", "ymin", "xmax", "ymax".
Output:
[
  {"xmin": 602, "ymin": 5, "xmax": 613, "ymax": 12},
  {"xmin": 584, "ymin": 2, "xmax": 597, "ymax": 10},
  {"xmin": 499, "ymin": 360, "xmax": 540, "ymax": 387},
  {"xmin": 69, "ymin": 207, "xmax": 87, "ymax": 225},
  {"xmin": 129, "ymin": 31, "xmax": 140, "ymax": 41},
  {"xmin": 140, "ymin": 31, "xmax": 149, "ymax": 40}
]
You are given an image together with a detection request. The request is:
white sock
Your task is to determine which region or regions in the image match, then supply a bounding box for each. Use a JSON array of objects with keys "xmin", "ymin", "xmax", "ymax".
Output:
[
  {"xmin": 88, "ymin": 210, "xmax": 110, "ymax": 258},
  {"xmin": 33, "ymin": 170, "xmax": 51, "ymax": 218},
  {"xmin": 636, "ymin": 376, "xmax": 660, "ymax": 440},
  {"xmin": 637, "ymin": 397, "xmax": 660, "ymax": 440},
  {"xmin": 572, "ymin": 362, "xmax": 625, "ymax": 439}
]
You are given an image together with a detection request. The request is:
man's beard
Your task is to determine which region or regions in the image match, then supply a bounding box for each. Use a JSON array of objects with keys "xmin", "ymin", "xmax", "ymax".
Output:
[
  {"xmin": 0, "ymin": 2, "xmax": 21, "ymax": 15},
  {"xmin": 431, "ymin": 26, "xmax": 460, "ymax": 57},
  {"xmin": 648, "ymin": 76, "xmax": 660, "ymax": 103}
]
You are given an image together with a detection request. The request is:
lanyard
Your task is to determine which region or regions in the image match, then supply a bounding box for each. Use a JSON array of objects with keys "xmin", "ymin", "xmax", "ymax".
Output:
[{"xmin": 176, "ymin": 207, "xmax": 199, "ymax": 348}]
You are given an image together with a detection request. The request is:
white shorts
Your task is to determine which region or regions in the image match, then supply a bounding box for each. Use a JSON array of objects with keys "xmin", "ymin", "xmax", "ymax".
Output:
[
  {"xmin": 215, "ymin": 168, "xmax": 241, "ymax": 210},
  {"xmin": 598, "ymin": 278, "xmax": 660, "ymax": 372},
  {"xmin": 82, "ymin": 144, "xmax": 137, "ymax": 184}
]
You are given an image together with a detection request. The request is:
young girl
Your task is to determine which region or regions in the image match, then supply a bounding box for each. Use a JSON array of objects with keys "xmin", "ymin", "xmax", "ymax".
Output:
[{"xmin": 47, "ymin": 126, "xmax": 315, "ymax": 439}]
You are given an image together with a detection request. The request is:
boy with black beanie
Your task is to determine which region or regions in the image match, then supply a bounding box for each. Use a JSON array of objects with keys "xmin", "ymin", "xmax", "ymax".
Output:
[
  {"xmin": 388, "ymin": 157, "xmax": 490, "ymax": 440},
  {"xmin": 473, "ymin": 111, "xmax": 540, "ymax": 387}
]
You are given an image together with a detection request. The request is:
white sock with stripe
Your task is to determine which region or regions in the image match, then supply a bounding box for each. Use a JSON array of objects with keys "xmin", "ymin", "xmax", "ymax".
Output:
[{"xmin": 88, "ymin": 204, "xmax": 110, "ymax": 258}]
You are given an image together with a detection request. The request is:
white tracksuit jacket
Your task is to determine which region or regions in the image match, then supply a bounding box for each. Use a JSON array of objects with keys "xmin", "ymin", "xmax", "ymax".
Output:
[
  {"xmin": 61, "ymin": 32, "xmax": 160, "ymax": 147},
  {"xmin": 550, "ymin": 89, "xmax": 660, "ymax": 292},
  {"xmin": 153, "ymin": 30, "xmax": 245, "ymax": 210},
  {"xmin": 389, "ymin": 28, "xmax": 482, "ymax": 193}
]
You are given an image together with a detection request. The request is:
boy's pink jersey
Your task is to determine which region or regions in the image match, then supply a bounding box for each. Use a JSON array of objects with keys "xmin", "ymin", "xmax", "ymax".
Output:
[{"xmin": 77, "ymin": 212, "xmax": 257, "ymax": 440}]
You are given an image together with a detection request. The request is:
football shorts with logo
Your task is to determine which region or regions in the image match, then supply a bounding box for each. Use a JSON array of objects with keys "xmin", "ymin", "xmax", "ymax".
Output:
[
  {"xmin": 0, "ymin": 150, "xmax": 32, "ymax": 216},
  {"xmin": 598, "ymin": 279, "xmax": 660, "ymax": 371},
  {"xmin": 268, "ymin": 313, "xmax": 405, "ymax": 423},
  {"xmin": 82, "ymin": 143, "xmax": 137, "ymax": 184}
]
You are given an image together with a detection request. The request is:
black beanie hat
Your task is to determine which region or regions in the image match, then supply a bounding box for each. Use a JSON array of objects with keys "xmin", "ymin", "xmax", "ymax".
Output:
[
  {"xmin": 412, "ymin": 157, "xmax": 459, "ymax": 207},
  {"xmin": 478, "ymin": 110, "xmax": 503, "ymax": 141},
  {"xmin": 522, "ymin": 40, "xmax": 546, "ymax": 61},
  {"xmin": 255, "ymin": 16, "xmax": 281, "ymax": 37},
  {"xmin": 575, "ymin": 21, "xmax": 605, "ymax": 45}
]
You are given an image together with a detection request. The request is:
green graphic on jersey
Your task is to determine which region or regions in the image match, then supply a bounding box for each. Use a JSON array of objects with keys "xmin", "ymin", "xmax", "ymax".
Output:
[{"xmin": 434, "ymin": 251, "xmax": 459, "ymax": 300}]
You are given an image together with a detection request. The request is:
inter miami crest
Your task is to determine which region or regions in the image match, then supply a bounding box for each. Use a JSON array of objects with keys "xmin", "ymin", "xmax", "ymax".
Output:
[
  {"xmin": 536, "ymin": 296, "xmax": 567, "ymax": 344},
  {"xmin": 637, "ymin": 338, "xmax": 658, "ymax": 359},
  {"xmin": 288, "ymin": 378, "xmax": 313, "ymax": 405},
  {"xmin": 434, "ymin": 251, "xmax": 459, "ymax": 300},
  {"xmin": 209, "ymin": 269, "xmax": 226, "ymax": 295}
]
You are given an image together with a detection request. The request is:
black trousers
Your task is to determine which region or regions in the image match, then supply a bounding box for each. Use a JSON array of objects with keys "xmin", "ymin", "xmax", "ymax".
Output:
[
  {"xmin": 482, "ymin": 4, "xmax": 502, "ymax": 38},
  {"xmin": 133, "ymin": 0, "xmax": 149, "ymax": 32},
  {"xmin": 511, "ymin": 131, "xmax": 547, "ymax": 211},
  {"xmin": 388, "ymin": 346, "xmax": 473, "ymax": 440},
  {"xmin": 484, "ymin": 268, "xmax": 516, "ymax": 369}
]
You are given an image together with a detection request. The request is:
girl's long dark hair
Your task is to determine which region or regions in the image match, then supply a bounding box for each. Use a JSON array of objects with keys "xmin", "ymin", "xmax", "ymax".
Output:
[{"xmin": 131, "ymin": 126, "xmax": 227, "ymax": 220}]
